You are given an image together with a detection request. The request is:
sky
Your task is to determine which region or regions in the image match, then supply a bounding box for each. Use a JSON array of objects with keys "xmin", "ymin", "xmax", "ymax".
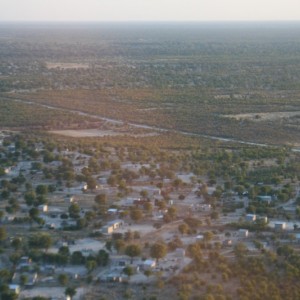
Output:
[{"xmin": 1, "ymin": 0, "xmax": 300, "ymax": 22}]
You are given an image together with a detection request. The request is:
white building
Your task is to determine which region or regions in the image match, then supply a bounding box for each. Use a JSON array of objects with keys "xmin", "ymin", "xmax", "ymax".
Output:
[{"xmin": 238, "ymin": 229, "xmax": 249, "ymax": 238}]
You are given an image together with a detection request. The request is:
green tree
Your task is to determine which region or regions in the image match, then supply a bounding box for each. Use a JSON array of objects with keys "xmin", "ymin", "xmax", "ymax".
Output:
[
  {"xmin": 11, "ymin": 237, "xmax": 22, "ymax": 250},
  {"xmin": 123, "ymin": 266, "xmax": 134, "ymax": 280},
  {"xmin": 0, "ymin": 227, "xmax": 7, "ymax": 242},
  {"xmin": 114, "ymin": 239, "xmax": 125, "ymax": 254},
  {"xmin": 36, "ymin": 184, "xmax": 48, "ymax": 195},
  {"xmin": 58, "ymin": 246, "xmax": 70, "ymax": 257},
  {"xmin": 20, "ymin": 274, "xmax": 28, "ymax": 286},
  {"xmin": 29, "ymin": 207, "xmax": 40, "ymax": 222},
  {"xmin": 130, "ymin": 208, "xmax": 143, "ymax": 223},
  {"xmin": 140, "ymin": 190, "xmax": 148, "ymax": 199},
  {"xmin": 58, "ymin": 273, "xmax": 68, "ymax": 286},
  {"xmin": 125, "ymin": 244, "xmax": 141, "ymax": 263},
  {"xmin": 65, "ymin": 287, "xmax": 76, "ymax": 300},
  {"xmin": 86, "ymin": 260, "xmax": 97, "ymax": 274},
  {"xmin": 234, "ymin": 242, "xmax": 248, "ymax": 259},
  {"xmin": 71, "ymin": 251, "xmax": 85, "ymax": 265},
  {"xmin": 28, "ymin": 233, "xmax": 52, "ymax": 252},
  {"xmin": 94, "ymin": 193, "xmax": 107, "ymax": 205},
  {"xmin": 68, "ymin": 203, "xmax": 80, "ymax": 219},
  {"xmin": 86, "ymin": 177, "xmax": 97, "ymax": 191},
  {"xmin": 150, "ymin": 243, "xmax": 167, "ymax": 264},
  {"xmin": 97, "ymin": 249, "xmax": 109, "ymax": 266},
  {"xmin": 24, "ymin": 190, "xmax": 36, "ymax": 206},
  {"xmin": 178, "ymin": 223, "xmax": 189, "ymax": 235}
]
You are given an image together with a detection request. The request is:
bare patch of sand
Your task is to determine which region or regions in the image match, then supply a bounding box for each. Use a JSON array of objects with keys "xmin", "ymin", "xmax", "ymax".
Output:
[
  {"xmin": 224, "ymin": 111, "xmax": 300, "ymax": 122},
  {"xmin": 45, "ymin": 62, "xmax": 89, "ymax": 70},
  {"xmin": 49, "ymin": 129, "xmax": 119, "ymax": 137},
  {"xmin": 49, "ymin": 128, "xmax": 160, "ymax": 138}
]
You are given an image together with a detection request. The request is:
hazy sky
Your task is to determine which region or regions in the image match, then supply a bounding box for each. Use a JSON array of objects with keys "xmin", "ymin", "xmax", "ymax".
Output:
[{"xmin": 1, "ymin": 0, "xmax": 300, "ymax": 22}]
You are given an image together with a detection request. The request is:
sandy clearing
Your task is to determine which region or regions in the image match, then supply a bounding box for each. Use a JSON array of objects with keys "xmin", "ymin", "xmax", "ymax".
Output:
[
  {"xmin": 224, "ymin": 111, "xmax": 300, "ymax": 122},
  {"xmin": 49, "ymin": 129, "xmax": 120, "ymax": 137},
  {"xmin": 69, "ymin": 238, "xmax": 105, "ymax": 253},
  {"xmin": 20, "ymin": 287, "xmax": 85, "ymax": 300},
  {"xmin": 49, "ymin": 128, "xmax": 160, "ymax": 138},
  {"xmin": 45, "ymin": 62, "xmax": 89, "ymax": 69}
]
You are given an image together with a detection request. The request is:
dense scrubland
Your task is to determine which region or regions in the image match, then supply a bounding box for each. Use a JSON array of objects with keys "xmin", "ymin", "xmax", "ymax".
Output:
[{"xmin": 1, "ymin": 23, "xmax": 300, "ymax": 144}]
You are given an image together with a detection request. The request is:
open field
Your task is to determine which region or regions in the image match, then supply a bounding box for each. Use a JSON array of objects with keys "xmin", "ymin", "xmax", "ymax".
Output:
[
  {"xmin": 45, "ymin": 62, "xmax": 89, "ymax": 70},
  {"xmin": 49, "ymin": 128, "xmax": 160, "ymax": 138},
  {"xmin": 224, "ymin": 110, "xmax": 300, "ymax": 122},
  {"xmin": 49, "ymin": 129, "xmax": 121, "ymax": 137}
]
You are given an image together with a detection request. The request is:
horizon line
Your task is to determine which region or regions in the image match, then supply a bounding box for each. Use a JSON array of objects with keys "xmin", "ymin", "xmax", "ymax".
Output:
[{"xmin": 1, "ymin": 19, "xmax": 300, "ymax": 23}]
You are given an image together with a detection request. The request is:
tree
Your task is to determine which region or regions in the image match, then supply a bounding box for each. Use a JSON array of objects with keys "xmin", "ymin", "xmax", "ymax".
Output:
[
  {"xmin": 71, "ymin": 251, "xmax": 85, "ymax": 265},
  {"xmin": 150, "ymin": 243, "xmax": 167, "ymax": 263},
  {"xmin": 76, "ymin": 218, "xmax": 87, "ymax": 229},
  {"xmin": 11, "ymin": 237, "xmax": 22, "ymax": 250},
  {"xmin": 68, "ymin": 203, "xmax": 80, "ymax": 219},
  {"xmin": 86, "ymin": 177, "xmax": 97, "ymax": 191},
  {"xmin": 58, "ymin": 273, "xmax": 68, "ymax": 286},
  {"xmin": 36, "ymin": 184, "xmax": 48, "ymax": 195},
  {"xmin": 234, "ymin": 242, "xmax": 248, "ymax": 259},
  {"xmin": 123, "ymin": 266, "xmax": 134, "ymax": 280},
  {"xmin": 29, "ymin": 207, "xmax": 39, "ymax": 222},
  {"xmin": 97, "ymin": 249, "xmax": 109, "ymax": 266},
  {"xmin": 94, "ymin": 194, "xmax": 107, "ymax": 206},
  {"xmin": 24, "ymin": 190, "xmax": 36, "ymax": 206},
  {"xmin": 178, "ymin": 223, "xmax": 189, "ymax": 235},
  {"xmin": 130, "ymin": 208, "xmax": 143, "ymax": 223},
  {"xmin": 125, "ymin": 244, "xmax": 141, "ymax": 263},
  {"xmin": 140, "ymin": 190, "xmax": 148, "ymax": 199},
  {"xmin": 20, "ymin": 274, "xmax": 28, "ymax": 286},
  {"xmin": 58, "ymin": 246, "xmax": 70, "ymax": 257},
  {"xmin": 65, "ymin": 287, "xmax": 76, "ymax": 300},
  {"xmin": 173, "ymin": 178, "xmax": 183, "ymax": 190},
  {"xmin": 86, "ymin": 260, "xmax": 97, "ymax": 274},
  {"xmin": 0, "ymin": 227, "xmax": 7, "ymax": 242},
  {"xmin": 203, "ymin": 231, "xmax": 214, "ymax": 243},
  {"xmin": 167, "ymin": 206, "xmax": 177, "ymax": 220},
  {"xmin": 114, "ymin": 239, "xmax": 125, "ymax": 254},
  {"xmin": 28, "ymin": 233, "xmax": 52, "ymax": 252},
  {"xmin": 143, "ymin": 202, "xmax": 153, "ymax": 214}
]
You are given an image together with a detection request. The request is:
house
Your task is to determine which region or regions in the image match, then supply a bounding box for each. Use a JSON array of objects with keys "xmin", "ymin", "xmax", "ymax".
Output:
[
  {"xmin": 38, "ymin": 204, "xmax": 48, "ymax": 212},
  {"xmin": 107, "ymin": 208, "xmax": 118, "ymax": 215},
  {"xmin": 99, "ymin": 270, "xmax": 124, "ymax": 282},
  {"xmin": 175, "ymin": 248, "xmax": 186, "ymax": 258},
  {"xmin": 4, "ymin": 167, "xmax": 12, "ymax": 174},
  {"xmin": 274, "ymin": 222, "xmax": 286, "ymax": 230},
  {"xmin": 65, "ymin": 195, "xmax": 75, "ymax": 203},
  {"xmin": 257, "ymin": 195, "xmax": 273, "ymax": 204},
  {"xmin": 20, "ymin": 272, "xmax": 38, "ymax": 287},
  {"xmin": 258, "ymin": 216, "xmax": 268, "ymax": 224},
  {"xmin": 17, "ymin": 256, "xmax": 32, "ymax": 271},
  {"xmin": 102, "ymin": 225, "xmax": 114, "ymax": 234},
  {"xmin": 107, "ymin": 219, "xmax": 124, "ymax": 230},
  {"xmin": 8, "ymin": 284, "xmax": 20, "ymax": 295},
  {"xmin": 295, "ymin": 233, "xmax": 300, "ymax": 243},
  {"xmin": 142, "ymin": 259, "xmax": 156, "ymax": 270},
  {"xmin": 246, "ymin": 214, "xmax": 256, "ymax": 222},
  {"xmin": 196, "ymin": 235, "xmax": 204, "ymax": 242},
  {"xmin": 223, "ymin": 239, "xmax": 232, "ymax": 247},
  {"xmin": 199, "ymin": 204, "xmax": 212, "ymax": 212},
  {"xmin": 238, "ymin": 229, "xmax": 249, "ymax": 238},
  {"xmin": 106, "ymin": 274, "xmax": 123, "ymax": 283}
]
